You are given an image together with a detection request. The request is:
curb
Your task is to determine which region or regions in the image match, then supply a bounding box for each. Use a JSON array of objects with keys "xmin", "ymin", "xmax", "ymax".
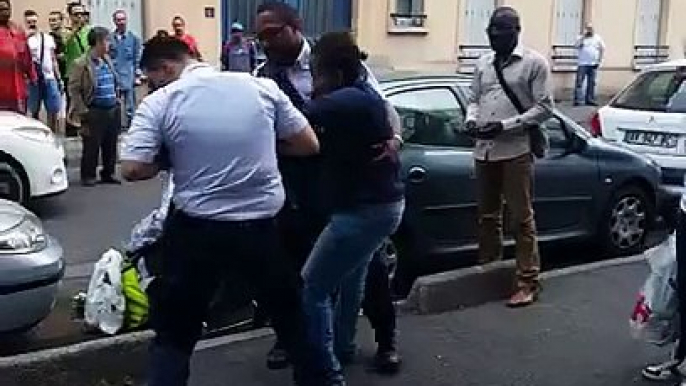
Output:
[
  {"xmin": 397, "ymin": 252, "xmax": 648, "ymax": 315},
  {"xmin": 0, "ymin": 253, "xmax": 648, "ymax": 386}
]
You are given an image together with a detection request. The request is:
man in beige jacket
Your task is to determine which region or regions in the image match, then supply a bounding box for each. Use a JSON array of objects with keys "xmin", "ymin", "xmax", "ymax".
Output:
[{"xmin": 68, "ymin": 26, "xmax": 121, "ymax": 186}]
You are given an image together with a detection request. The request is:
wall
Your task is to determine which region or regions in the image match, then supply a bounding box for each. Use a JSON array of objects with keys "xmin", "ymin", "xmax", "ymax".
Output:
[
  {"xmin": 355, "ymin": 0, "xmax": 461, "ymax": 72},
  {"xmin": 143, "ymin": 0, "xmax": 221, "ymax": 66}
]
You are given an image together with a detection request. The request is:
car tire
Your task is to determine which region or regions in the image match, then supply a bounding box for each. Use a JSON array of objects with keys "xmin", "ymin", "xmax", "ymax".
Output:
[
  {"xmin": 0, "ymin": 157, "xmax": 29, "ymax": 204},
  {"xmin": 600, "ymin": 185, "xmax": 654, "ymax": 256}
]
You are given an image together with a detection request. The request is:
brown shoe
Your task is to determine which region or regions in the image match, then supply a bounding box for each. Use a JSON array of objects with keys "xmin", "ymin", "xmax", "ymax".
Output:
[{"xmin": 506, "ymin": 287, "xmax": 539, "ymax": 308}]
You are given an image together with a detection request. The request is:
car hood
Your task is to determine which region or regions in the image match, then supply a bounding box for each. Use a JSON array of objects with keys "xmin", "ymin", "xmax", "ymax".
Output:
[
  {"xmin": 0, "ymin": 199, "xmax": 31, "ymax": 231},
  {"xmin": 586, "ymin": 136, "xmax": 661, "ymax": 169},
  {"xmin": 0, "ymin": 111, "xmax": 50, "ymax": 131}
]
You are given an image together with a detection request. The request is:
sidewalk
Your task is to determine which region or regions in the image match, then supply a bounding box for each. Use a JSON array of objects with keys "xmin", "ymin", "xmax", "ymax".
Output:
[{"xmin": 187, "ymin": 261, "xmax": 665, "ymax": 386}]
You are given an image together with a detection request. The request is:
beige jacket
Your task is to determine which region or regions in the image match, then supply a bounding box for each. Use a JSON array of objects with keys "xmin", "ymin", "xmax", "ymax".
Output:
[{"xmin": 67, "ymin": 51, "xmax": 120, "ymax": 129}]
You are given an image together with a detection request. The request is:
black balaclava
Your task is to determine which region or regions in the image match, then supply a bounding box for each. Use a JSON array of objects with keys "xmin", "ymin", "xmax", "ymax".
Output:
[{"xmin": 487, "ymin": 6, "xmax": 521, "ymax": 60}]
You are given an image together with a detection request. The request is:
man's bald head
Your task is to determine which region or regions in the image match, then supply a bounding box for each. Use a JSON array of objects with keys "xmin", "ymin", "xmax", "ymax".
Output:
[
  {"xmin": 487, "ymin": 6, "xmax": 521, "ymax": 58},
  {"xmin": 489, "ymin": 6, "xmax": 521, "ymax": 31}
]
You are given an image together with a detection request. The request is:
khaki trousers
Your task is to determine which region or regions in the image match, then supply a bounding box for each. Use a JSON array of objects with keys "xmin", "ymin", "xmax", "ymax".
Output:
[{"xmin": 475, "ymin": 153, "xmax": 540, "ymax": 289}]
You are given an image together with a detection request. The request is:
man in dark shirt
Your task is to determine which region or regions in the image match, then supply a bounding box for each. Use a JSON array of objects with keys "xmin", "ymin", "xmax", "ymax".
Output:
[{"xmin": 254, "ymin": 1, "xmax": 405, "ymax": 375}]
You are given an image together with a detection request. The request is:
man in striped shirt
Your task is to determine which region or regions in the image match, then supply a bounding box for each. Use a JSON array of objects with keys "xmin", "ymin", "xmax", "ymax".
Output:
[{"xmin": 68, "ymin": 26, "xmax": 121, "ymax": 186}]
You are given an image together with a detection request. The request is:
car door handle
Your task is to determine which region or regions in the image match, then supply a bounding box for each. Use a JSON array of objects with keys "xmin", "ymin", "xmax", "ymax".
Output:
[{"xmin": 407, "ymin": 167, "xmax": 426, "ymax": 183}]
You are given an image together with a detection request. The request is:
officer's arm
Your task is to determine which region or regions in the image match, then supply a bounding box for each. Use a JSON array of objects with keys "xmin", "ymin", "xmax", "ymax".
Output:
[
  {"xmin": 271, "ymin": 83, "xmax": 319, "ymax": 156},
  {"xmin": 121, "ymin": 94, "xmax": 165, "ymax": 181}
]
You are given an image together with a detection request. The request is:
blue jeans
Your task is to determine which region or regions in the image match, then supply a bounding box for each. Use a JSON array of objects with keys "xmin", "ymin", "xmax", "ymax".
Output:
[
  {"xmin": 301, "ymin": 200, "xmax": 404, "ymax": 378},
  {"xmin": 28, "ymin": 79, "xmax": 62, "ymax": 115},
  {"xmin": 574, "ymin": 64, "xmax": 598, "ymax": 104},
  {"xmin": 122, "ymin": 88, "xmax": 135, "ymax": 127}
]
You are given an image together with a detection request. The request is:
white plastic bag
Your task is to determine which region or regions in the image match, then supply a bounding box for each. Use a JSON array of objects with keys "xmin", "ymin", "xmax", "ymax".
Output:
[
  {"xmin": 630, "ymin": 233, "xmax": 679, "ymax": 346},
  {"xmin": 84, "ymin": 249, "xmax": 126, "ymax": 335}
]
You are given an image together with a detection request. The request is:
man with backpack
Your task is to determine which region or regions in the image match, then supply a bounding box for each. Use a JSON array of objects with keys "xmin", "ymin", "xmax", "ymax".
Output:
[
  {"xmin": 24, "ymin": 10, "xmax": 63, "ymax": 132},
  {"xmin": 221, "ymin": 22, "xmax": 256, "ymax": 73}
]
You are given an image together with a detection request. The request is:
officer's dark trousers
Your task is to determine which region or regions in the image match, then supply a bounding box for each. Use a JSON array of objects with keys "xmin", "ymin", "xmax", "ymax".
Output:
[
  {"xmin": 674, "ymin": 210, "xmax": 686, "ymax": 361},
  {"xmin": 147, "ymin": 211, "xmax": 312, "ymax": 386},
  {"xmin": 276, "ymin": 204, "xmax": 397, "ymax": 349}
]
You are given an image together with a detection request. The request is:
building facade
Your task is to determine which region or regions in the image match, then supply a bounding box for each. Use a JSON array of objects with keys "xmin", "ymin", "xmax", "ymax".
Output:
[
  {"xmin": 355, "ymin": 0, "xmax": 686, "ymax": 97},
  {"xmin": 12, "ymin": 0, "xmax": 686, "ymax": 97}
]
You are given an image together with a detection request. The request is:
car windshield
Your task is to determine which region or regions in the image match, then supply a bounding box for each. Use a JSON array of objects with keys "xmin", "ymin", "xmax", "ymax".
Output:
[{"xmin": 612, "ymin": 69, "xmax": 686, "ymax": 112}]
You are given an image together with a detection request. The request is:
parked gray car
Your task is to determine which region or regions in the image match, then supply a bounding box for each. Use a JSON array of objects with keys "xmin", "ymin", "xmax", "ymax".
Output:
[
  {"xmin": 378, "ymin": 74, "xmax": 678, "ymax": 293},
  {"xmin": 0, "ymin": 199, "xmax": 64, "ymax": 333}
]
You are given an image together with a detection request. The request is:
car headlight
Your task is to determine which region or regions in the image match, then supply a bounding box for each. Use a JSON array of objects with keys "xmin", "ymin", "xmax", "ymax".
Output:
[
  {"xmin": 0, "ymin": 214, "xmax": 47, "ymax": 254},
  {"xmin": 13, "ymin": 126, "xmax": 54, "ymax": 143}
]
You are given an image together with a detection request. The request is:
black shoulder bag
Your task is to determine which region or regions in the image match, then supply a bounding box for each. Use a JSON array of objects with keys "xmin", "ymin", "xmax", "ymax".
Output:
[
  {"xmin": 35, "ymin": 33, "xmax": 47, "ymax": 102},
  {"xmin": 492, "ymin": 61, "xmax": 549, "ymax": 158}
]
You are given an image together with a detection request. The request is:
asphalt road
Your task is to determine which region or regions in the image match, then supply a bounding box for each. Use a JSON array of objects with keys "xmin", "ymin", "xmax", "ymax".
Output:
[
  {"xmin": 0, "ymin": 170, "xmax": 163, "ymax": 356},
  {"xmin": 190, "ymin": 262, "xmax": 668, "ymax": 386}
]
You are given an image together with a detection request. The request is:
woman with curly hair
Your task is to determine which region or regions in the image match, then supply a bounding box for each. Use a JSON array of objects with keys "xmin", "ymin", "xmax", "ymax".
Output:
[{"xmin": 299, "ymin": 31, "xmax": 405, "ymax": 385}]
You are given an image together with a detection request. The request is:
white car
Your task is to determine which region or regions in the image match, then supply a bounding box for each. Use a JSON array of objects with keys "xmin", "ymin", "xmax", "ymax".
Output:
[
  {"xmin": 593, "ymin": 60, "xmax": 686, "ymax": 196},
  {"xmin": 0, "ymin": 112, "xmax": 68, "ymax": 203}
]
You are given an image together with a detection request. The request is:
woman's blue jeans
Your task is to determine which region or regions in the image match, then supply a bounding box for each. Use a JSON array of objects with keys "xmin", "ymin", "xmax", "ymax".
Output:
[{"xmin": 301, "ymin": 200, "xmax": 404, "ymax": 377}]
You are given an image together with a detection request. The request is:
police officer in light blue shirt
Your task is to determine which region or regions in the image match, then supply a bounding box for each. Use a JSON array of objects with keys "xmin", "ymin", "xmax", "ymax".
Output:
[{"xmin": 120, "ymin": 35, "xmax": 320, "ymax": 386}]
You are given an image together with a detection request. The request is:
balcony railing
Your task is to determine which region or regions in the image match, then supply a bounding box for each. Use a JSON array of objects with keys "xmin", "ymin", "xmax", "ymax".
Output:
[
  {"xmin": 550, "ymin": 45, "xmax": 578, "ymax": 72},
  {"xmin": 457, "ymin": 45, "xmax": 491, "ymax": 73},
  {"xmin": 633, "ymin": 45, "xmax": 670, "ymax": 70},
  {"xmin": 389, "ymin": 13, "xmax": 428, "ymax": 30}
]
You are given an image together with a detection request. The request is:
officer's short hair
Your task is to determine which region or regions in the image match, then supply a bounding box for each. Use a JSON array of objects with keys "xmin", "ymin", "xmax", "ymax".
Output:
[
  {"xmin": 87, "ymin": 26, "xmax": 110, "ymax": 47},
  {"xmin": 140, "ymin": 35, "xmax": 192, "ymax": 70}
]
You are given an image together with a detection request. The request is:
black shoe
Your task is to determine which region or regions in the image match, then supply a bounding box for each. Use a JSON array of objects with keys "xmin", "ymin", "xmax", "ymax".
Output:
[
  {"xmin": 586, "ymin": 101, "xmax": 598, "ymax": 106},
  {"xmin": 81, "ymin": 179, "xmax": 97, "ymax": 187},
  {"xmin": 266, "ymin": 344, "xmax": 291, "ymax": 370},
  {"xmin": 99, "ymin": 176, "xmax": 122, "ymax": 185},
  {"xmin": 373, "ymin": 347, "xmax": 402, "ymax": 374}
]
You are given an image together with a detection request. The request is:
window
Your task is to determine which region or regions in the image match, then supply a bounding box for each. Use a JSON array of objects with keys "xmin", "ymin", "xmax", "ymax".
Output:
[
  {"xmin": 390, "ymin": 0, "xmax": 427, "ymax": 29},
  {"xmin": 388, "ymin": 88, "xmax": 470, "ymax": 147},
  {"xmin": 612, "ymin": 70, "xmax": 684, "ymax": 112},
  {"xmin": 542, "ymin": 117, "xmax": 570, "ymax": 148},
  {"xmin": 554, "ymin": 0, "xmax": 584, "ymax": 46},
  {"xmin": 396, "ymin": 0, "xmax": 424, "ymax": 15}
]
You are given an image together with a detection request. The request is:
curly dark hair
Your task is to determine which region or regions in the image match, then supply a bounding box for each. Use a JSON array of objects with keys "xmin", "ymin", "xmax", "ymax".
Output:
[
  {"xmin": 312, "ymin": 31, "xmax": 365, "ymax": 88},
  {"xmin": 140, "ymin": 35, "xmax": 192, "ymax": 70}
]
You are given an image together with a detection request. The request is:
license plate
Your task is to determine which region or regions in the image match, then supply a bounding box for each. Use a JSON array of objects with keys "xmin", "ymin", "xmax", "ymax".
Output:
[{"xmin": 624, "ymin": 130, "xmax": 679, "ymax": 148}]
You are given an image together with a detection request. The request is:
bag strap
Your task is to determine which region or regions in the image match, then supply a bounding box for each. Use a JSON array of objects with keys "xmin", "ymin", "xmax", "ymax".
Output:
[
  {"xmin": 493, "ymin": 60, "xmax": 526, "ymax": 114},
  {"xmin": 38, "ymin": 32, "xmax": 45, "ymax": 67},
  {"xmin": 75, "ymin": 29, "xmax": 85, "ymax": 54}
]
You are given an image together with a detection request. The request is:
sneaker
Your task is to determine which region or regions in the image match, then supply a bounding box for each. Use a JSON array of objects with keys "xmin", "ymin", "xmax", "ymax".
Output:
[
  {"xmin": 266, "ymin": 343, "xmax": 291, "ymax": 370},
  {"xmin": 642, "ymin": 359, "xmax": 683, "ymax": 381},
  {"xmin": 373, "ymin": 348, "xmax": 402, "ymax": 374}
]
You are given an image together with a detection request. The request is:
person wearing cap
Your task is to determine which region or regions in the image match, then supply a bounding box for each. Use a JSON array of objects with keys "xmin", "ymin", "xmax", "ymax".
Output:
[{"xmin": 220, "ymin": 21, "xmax": 256, "ymax": 73}]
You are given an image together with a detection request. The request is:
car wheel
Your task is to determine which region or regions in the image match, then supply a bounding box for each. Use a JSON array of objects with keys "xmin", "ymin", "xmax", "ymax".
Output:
[
  {"xmin": 601, "ymin": 185, "xmax": 653, "ymax": 256},
  {"xmin": 0, "ymin": 159, "xmax": 29, "ymax": 204}
]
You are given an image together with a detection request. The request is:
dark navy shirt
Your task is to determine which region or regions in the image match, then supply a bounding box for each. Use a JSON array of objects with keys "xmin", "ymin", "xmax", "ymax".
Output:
[{"xmin": 305, "ymin": 81, "xmax": 404, "ymax": 211}]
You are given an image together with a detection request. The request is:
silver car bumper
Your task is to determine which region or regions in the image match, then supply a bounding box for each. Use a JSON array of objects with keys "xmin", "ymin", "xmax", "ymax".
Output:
[{"xmin": 0, "ymin": 236, "xmax": 64, "ymax": 332}]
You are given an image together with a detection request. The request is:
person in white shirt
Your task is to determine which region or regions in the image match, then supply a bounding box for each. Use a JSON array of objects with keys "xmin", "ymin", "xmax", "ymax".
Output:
[
  {"xmin": 574, "ymin": 23, "xmax": 605, "ymax": 106},
  {"xmin": 24, "ymin": 9, "xmax": 63, "ymax": 132}
]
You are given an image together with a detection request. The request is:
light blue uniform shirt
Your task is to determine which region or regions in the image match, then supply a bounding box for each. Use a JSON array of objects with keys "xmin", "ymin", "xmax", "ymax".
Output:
[{"xmin": 121, "ymin": 63, "xmax": 309, "ymax": 221}]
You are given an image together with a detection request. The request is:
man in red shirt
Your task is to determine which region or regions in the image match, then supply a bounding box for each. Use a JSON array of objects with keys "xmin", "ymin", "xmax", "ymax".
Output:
[
  {"xmin": 0, "ymin": 0, "xmax": 36, "ymax": 113},
  {"xmin": 171, "ymin": 16, "xmax": 202, "ymax": 60}
]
